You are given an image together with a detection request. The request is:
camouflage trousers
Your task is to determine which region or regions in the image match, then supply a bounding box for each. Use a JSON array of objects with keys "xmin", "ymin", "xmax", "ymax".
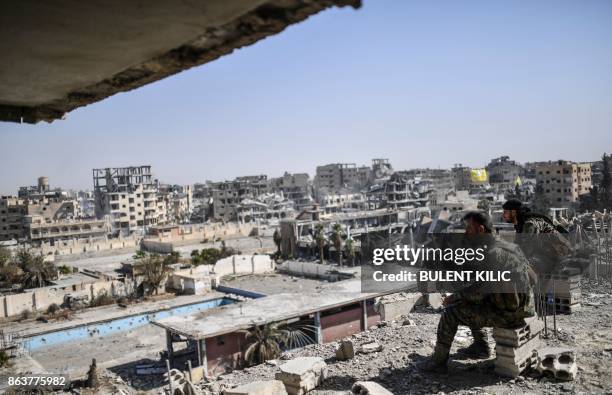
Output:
[{"xmin": 433, "ymin": 302, "xmax": 527, "ymax": 363}]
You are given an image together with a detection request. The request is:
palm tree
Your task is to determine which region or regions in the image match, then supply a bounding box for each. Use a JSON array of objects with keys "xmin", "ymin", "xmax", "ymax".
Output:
[
  {"xmin": 240, "ymin": 323, "xmax": 287, "ymax": 366},
  {"xmin": 344, "ymin": 238, "xmax": 356, "ymax": 266},
  {"xmin": 330, "ymin": 223, "xmax": 344, "ymax": 266},
  {"xmin": 17, "ymin": 249, "xmax": 57, "ymax": 289},
  {"xmin": 239, "ymin": 322, "xmax": 316, "ymax": 366},
  {"xmin": 314, "ymin": 223, "xmax": 326, "ymax": 264}
]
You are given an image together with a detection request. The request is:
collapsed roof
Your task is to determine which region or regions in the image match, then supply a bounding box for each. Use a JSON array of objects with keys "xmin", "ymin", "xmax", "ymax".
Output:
[{"xmin": 0, "ymin": 0, "xmax": 360, "ymax": 124}]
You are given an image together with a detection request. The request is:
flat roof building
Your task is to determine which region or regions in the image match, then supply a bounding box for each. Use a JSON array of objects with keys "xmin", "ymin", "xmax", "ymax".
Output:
[{"xmin": 535, "ymin": 160, "xmax": 592, "ymax": 207}]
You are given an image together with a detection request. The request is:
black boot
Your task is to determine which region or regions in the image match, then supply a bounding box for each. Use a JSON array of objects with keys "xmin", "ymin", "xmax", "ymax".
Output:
[
  {"xmin": 456, "ymin": 338, "xmax": 492, "ymax": 359},
  {"xmin": 419, "ymin": 344, "xmax": 449, "ymax": 374}
]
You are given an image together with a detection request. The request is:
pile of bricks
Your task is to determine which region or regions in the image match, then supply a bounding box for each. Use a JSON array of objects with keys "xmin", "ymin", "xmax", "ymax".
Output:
[
  {"xmin": 539, "ymin": 269, "xmax": 582, "ymax": 314},
  {"xmin": 493, "ymin": 316, "xmax": 544, "ymax": 377}
]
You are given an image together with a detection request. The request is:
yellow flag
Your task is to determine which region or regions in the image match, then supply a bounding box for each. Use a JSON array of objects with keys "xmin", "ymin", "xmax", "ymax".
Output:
[
  {"xmin": 515, "ymin": 176, "xmax": 522, "ymax": 186},
  {"xmin": 470, "ymin": 168, "xmax": 488, "ymax": 182}
]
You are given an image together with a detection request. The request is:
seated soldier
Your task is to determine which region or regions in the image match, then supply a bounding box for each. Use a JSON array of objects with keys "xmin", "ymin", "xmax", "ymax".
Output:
[{"xmin": 421, "ymin": 211, "xmax": 535, "ymax": 373}]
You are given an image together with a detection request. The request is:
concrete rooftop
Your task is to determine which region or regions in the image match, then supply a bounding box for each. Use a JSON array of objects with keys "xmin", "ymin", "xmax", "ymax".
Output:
[
  {"xmin": 0, "ymin": 0, "xmax": 360, "ymax": 124},
  {"xmin": 153, "ymin": 279, "xmax": 412, "ymax": 339}
]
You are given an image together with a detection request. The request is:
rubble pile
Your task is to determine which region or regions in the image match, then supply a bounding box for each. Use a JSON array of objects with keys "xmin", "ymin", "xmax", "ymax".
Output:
[{"xmin": 210, "ymin": 281, "xmax": 611, "ymax": 394}]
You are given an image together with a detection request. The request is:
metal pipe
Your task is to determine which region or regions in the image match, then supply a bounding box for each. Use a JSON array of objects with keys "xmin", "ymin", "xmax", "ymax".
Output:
[
  {"xmin": 552, "ymin": 278, "xmax": 557, "ymax": 337},
  {"xmin": 166, "ymin": 359, "xmax": 174, "ymax": 394},
  {"xmin": 543, "ymin": 284, "xmax": 548, "ymax": 338}
]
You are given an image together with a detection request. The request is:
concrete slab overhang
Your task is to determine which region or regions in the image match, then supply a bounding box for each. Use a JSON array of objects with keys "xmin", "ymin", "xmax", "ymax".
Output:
[{"xmin": 0, "ymin": 0, "xmax": 360, "ymax": 124}]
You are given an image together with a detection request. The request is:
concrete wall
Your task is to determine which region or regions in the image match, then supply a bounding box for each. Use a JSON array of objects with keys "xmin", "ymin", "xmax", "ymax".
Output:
[
  {"xmin": 205, "ymin": 332, "xmax": 245, "ymax": 377},
  {"xmin": 320, "ymin": 303, "xmax": 363, "ymax": 343},
  {"xmin": 213, "ymin": 255, "xmax": 275, "ymax": 280},
  {"xmin": 141, "ymin": 239, "xmax": 173, "ymax": 254},
  {"xmin": 38, "ymin": 236, "xmax": 140, "ymax": 257},
  {"xmin": 170, "ymin": 274, "xmax": 212, "ymax": 295},
  {"xmin": 2, "ymin": 292, "xmax": 34, "ymax": 317},
  {"xmin": 0, "ymin": 279, "xmax": 128, "ymax": 318},
  {"xmin": 34, "ymin": 222, "xmax": 255, "ymax": 258},
  {"xmin": 145, "ymin": 223, "xmax": 257, "ymax": 247},
  {"xmin": 280, "ymin": 261, "xmax": 330, "ymax": 277}
]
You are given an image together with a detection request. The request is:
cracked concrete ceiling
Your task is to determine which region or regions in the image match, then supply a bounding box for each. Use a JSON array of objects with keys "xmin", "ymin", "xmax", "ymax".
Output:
[{"xmin": 0, "ymin": 0, "xmax": 360, "ymax": 124}]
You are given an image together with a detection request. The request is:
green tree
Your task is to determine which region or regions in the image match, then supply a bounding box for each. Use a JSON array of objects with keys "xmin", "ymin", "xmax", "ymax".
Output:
[
  {"xmin": 190, "ymin": 249, "xmax": 202, "ymax": 265},
  {"xmin": 132, "ymin": 250, "xmax": 146, "ymax": 260},
  {"xmin": 330, "ymin": 223, "xmax": 344, "ymax": 266},
  {"xmin": 163, "ymin": 251, "xmax": 180, "ymax": 265},
  {"xmin": 314, "ymin": 223, "xmax": 326, "ymax": 264},
  {"xmin": 139, "ymin": 254, "xmax": 169, "ymax": 295},
  {"xmin": 0, "ymin": 246, "xmax": 10, "ymax": 266},
  {"xmin": 344, "ymin": 238, "xmax": 356, "ymax": 266},
  {"xmin": 0, "ymin": 246, "xmax": 20, "ymax": 288},
  {"xmin": 16, "ymin": 249, "xmax": 57, "ymax": 289}
]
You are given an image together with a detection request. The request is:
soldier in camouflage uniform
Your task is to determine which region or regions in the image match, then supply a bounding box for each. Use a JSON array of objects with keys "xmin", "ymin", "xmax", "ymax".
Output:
[
  {"xmin": 502, "ymin": 199, "xmax": 571, "ymax": 273},
  {"xmin": 422, "ymin": 211, "xmax": 535, "ymax": 373}
]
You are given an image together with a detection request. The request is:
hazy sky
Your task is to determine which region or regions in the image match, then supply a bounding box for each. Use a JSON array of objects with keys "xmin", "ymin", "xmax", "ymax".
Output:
[{"xmin": 1, "ymin": 0, "xmax": 611, "ymax": 194}]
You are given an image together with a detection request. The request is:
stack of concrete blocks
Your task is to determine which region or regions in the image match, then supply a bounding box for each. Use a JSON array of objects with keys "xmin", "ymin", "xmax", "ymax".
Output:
[
  {"xmin": 275, "ymin": 357, "xmax": 328, "ymax": 395},
  {"xmin": 493, "ymin": 316, "xmax": 544, "ymax": 377},
  {"xmin": 536, "ymin": 347, "xmax": 578, "ymax": 381},
  {"xmin": 540, "ymin": 269, "xmax": 582, "ymax": 314}
]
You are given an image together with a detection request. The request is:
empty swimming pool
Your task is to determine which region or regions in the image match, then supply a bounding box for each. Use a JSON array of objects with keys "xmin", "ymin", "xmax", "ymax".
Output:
[{"xmin": 25, "ymin": 297, "xmax": 235, "ymax": 351}]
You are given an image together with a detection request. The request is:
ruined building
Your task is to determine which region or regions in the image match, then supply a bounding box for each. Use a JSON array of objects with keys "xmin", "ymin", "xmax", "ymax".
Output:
[
  {"xmin": 318, "ymin": 190, "xmax": 367, "ymax": 214},
  {"xmin": 401, "ymin": 168, "xmax": 454, "ymax": 206},
  {"xmin": 269, "ymin": 172, "xmax": 314, "ymax": 211},
  {"xmin": 0, "ymin": 197, "xmax": 26, "ymax": 241},
  {"xmin": 383, "ymin": 173, "xmax": 430, "ymax": 209},
  {"xmin": 17, "ymin": 176, "xmax": 72, "ymax": 201},
  {"xmin": 158, "ymin": 184, "xmax": 193, "ymax": 224},
  {"xmin": 371, "ymin": 158, "xmax": 394, "ymax": 181},
  {"xmin": 315, "ymin": 163, "xmax": 360, "ymax": 193},
  {"xmin": 535, "ymin": 160, "xmax": 592, "ymax": 206},
  {"xmin": 236, "ymin": 193, "xmax": 296, "ymax": 223},
  {"xmin": 93, "ymin": 166, "xmax": 167, "ymax": 234},
  {"xmin": 1, "ymin": 186, "xmax": 107, "ymax": 244},
  {"xmin": 211, "ymin": 176, "xmax": 268, "ymax": 222},
  {"xmin": 486, "ymin": 156, "xmax": 523, "ymax": 184},
  {"xmin": 452, "ymin": 164, "xmax": 489, "ymax": 191},
  {"xmin": 366, "ymin": 172, "xmax": 430, "ymax": 210}
]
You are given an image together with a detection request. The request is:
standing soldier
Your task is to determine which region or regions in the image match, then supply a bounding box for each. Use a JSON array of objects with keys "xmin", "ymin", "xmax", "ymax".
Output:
[
  {"xmin": 502, "ymin": 199, "xmax": 571, "ymax": 273},
  {"xmin": 421, "ymin": 211, "xmax": 535, "ymax": 373}
]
